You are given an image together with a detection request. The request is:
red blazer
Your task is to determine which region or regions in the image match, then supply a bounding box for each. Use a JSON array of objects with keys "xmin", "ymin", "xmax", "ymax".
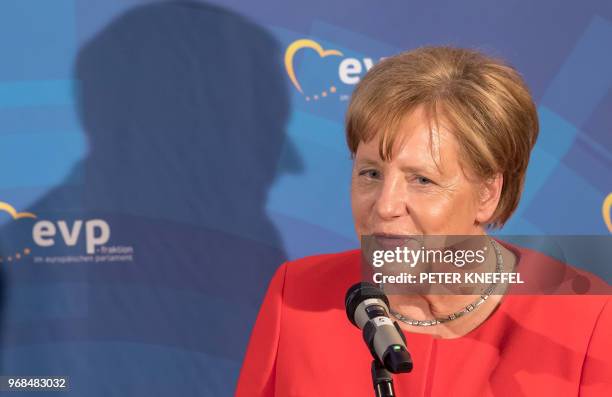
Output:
[{"xmin": 236, "ymin": 245, "xmax": 612, "ymax": 396}]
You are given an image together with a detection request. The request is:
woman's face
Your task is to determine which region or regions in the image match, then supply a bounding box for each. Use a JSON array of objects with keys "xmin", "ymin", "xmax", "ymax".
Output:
[{"xmin": 351, "ymin": 106, "xmax": 499, "ymax": 238}]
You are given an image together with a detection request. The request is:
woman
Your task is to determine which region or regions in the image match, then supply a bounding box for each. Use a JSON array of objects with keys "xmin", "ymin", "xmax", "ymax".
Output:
[{"xmin": 236, "ymin": 47, "xmax": 611, "ymax": 396}]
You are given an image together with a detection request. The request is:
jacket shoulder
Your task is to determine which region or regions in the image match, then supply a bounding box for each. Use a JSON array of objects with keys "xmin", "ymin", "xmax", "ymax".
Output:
[
  {"xmin": 281, "ymin": 250, "xmax": 362, "ymax": 308},
  {"xmin": 285, "ymin": 249, "xmax": 360, "ymax": 279}
]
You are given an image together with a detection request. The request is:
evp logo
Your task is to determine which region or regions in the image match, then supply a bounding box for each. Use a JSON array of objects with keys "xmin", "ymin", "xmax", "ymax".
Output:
[
  {"xmin": 0, "ymin": 201, "xmax": 132, "ymax": 264},
  {"xmin": 33, "ymin": 219, "xmax": 109, "ymax": 255}
]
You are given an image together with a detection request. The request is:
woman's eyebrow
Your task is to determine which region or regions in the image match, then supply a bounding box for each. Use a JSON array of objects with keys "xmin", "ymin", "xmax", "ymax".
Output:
[{"xmin": 355, "ymin": 158, "xmax": 381, "ymax": 167}]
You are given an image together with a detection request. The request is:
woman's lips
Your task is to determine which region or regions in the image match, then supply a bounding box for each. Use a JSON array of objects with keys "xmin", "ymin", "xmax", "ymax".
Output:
[{"xmin": 372, "ymin": 233, "xmax": 422, "ymax": 250}]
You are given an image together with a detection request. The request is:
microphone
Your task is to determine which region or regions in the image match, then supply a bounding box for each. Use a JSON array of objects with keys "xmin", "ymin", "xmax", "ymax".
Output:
[{"xmin": 345, "ymin": 282, "xmax": 413, "ymax": 374}]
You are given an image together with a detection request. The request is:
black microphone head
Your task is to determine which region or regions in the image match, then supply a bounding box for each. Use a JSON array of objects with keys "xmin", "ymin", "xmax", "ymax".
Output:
[
  {"xmin": 383, "ymin": 346, "xmax": 413, "ymax": 373},
  {"xmin": 345, "ymin": 282, "xmax": 390, "ymax": 327}
]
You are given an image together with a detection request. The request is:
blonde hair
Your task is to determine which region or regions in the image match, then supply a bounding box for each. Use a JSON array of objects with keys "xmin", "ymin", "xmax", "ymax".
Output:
[{"xmin": 346, "ymin": 46, "xmax": 539, "ymax": 228}]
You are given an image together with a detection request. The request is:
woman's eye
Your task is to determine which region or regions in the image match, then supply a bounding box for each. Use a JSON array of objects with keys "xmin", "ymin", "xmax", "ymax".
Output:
[
  {"xmin": 359, "ymin": 169, "xmax": 381, "ymax": 179},
  {"xmin": 416, "ymin": 176, "xmax": 432, "ymax": 185}
]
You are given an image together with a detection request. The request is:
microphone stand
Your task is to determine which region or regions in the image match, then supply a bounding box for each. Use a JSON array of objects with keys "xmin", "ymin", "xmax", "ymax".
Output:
[{"xmin": 371, "ymin": 360, "xmax": 397, "ymax": 397}]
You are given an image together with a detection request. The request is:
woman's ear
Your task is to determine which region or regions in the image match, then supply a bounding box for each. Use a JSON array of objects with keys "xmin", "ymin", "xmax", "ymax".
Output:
[{"xmin": 475, "ymin": 173, "xmax": 503, "ymax": 224}]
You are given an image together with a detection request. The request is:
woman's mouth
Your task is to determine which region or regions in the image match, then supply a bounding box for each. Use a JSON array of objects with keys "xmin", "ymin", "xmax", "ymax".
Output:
[{"xmin": 371, "ymin": 233, "xmax": 422, "ymax": 250}]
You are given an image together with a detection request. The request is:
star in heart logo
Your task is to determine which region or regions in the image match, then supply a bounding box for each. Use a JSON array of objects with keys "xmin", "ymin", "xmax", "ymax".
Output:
[
  {"xmin": 284, "ymin": 39, "xmax": 343, "ymax": 101},
  {"xmin": 0, "ymin": 201, "xmax": 36, "ymax": 264}
]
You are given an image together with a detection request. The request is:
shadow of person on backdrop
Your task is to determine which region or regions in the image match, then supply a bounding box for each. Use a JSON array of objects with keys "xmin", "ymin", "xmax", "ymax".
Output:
[{"xmin": 0, "ymin": 2, "xmax": 300, "ymax": 395}]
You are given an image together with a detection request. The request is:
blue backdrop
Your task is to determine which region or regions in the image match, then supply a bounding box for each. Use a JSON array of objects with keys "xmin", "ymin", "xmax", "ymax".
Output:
[{"xmin": 0, "ymin": 1, "xmax": 610, "ymax": 395}]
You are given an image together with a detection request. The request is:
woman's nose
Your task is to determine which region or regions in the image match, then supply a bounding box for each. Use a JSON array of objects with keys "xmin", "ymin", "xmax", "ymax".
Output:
[{"xmin": 374, "ymin": 174, "xmax": 408, "ymax": 220}]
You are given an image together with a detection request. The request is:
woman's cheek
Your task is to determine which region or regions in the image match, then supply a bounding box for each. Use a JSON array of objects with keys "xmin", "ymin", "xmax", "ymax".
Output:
[
  {"xmin": 352, "ymin": 180, "xmax": 378, "ymax": 206},
  {"xmin": 351, "ymin": 189, "xmax": 371, "ymax": 232},
  {"xmin": 355, "ymin": 197, "xmax": 375, "ymax": 225},
  {"xmin": 429, "ymin": 195, "xmax": 478, "ymax": 234},
  {"xmin": 410, "ymin": 194, "xmax": 456, "ymax": 234}
]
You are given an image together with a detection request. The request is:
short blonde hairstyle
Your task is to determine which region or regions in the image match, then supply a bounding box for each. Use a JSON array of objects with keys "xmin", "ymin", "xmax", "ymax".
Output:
[{"xmin": 346, "ymin": 46, "xmax": 539, "ymax": 228}]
